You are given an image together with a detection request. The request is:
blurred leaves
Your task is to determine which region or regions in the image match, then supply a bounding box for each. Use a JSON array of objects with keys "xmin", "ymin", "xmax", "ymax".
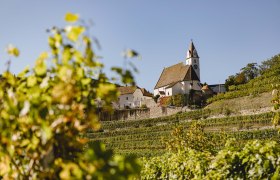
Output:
[
  {"xmin": 122, "ymin": 48, "xmax": 141, "ymax": 59},
  {"xmin": 65, "ymin": 26, "xmax": 85, "ymax": 42},
  {"xmin": 0, "ymin": 13, "xmax": 140, "ymax": 179}
]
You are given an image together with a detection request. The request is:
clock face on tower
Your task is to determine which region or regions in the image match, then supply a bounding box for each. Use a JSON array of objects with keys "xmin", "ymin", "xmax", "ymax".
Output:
[{"xmin": 193, "ymin": 64, "xmax": 198, "ymax": 69}]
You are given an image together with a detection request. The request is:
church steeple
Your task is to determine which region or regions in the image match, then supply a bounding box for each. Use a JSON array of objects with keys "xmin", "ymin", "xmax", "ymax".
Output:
[
  {"xmin": 186, "ymin": 40, "xmax": 200, "ymax": 80},
  {"xmin": 187, "ymin": 40, "xmax": 199, "ymax": 58}
]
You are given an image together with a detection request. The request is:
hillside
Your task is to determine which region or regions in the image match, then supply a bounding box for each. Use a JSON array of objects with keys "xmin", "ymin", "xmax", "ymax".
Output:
[
  {"xmin": 205, "ymin": 91, "xmax": 273, "ymax": 116},
  {"xmin": 87, "ymin": 54, "xmax": 280, "ymax": 157},
  {"xmin": 87, "ymin": 111, "xmax": 278, "ymax": 157},
  {"xmin": 207, "ymin": 54, "xmax": 280, "ymax": 104}
]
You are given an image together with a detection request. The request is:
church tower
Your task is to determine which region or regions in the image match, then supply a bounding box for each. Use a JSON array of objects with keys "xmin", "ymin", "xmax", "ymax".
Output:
[{"xmin": 186, "ymin": 41, "xmax": 200, "ymax": 80}]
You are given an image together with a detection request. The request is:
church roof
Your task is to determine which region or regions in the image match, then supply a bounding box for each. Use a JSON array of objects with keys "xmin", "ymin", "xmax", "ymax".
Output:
[
  {"xmin": 165, "ymin": 82, "xmax": 178, "ymax": 88},
  {"xmin": 154, "ymin": 62, "xmax": 200, "ymax": 89}
]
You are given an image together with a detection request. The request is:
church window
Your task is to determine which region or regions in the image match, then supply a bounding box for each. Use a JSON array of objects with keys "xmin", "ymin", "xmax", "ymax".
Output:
[
  {"xmin": 126, "ymin": 97, "xmax": 128, "ymax": 100},
  {"xmin": 194, "ymin": 64, "xmax": 198, "ymax": 69},
  {"xmin": 194, "ymin": 59, "xmax": 197, "ymax": 63}
]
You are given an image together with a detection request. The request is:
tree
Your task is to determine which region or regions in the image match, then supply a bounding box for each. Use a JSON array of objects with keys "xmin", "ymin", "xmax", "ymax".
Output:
[
  {"xmin": 225, "ymin": 63, "xmax": 260, "ymax": 91},
  {"xmin": 0, "ymin": 13, "xmax": 140, "ymax": 179},
  {"xmin": 241, "ymin": 63, "xmax": 259, "ymax": 81},
  {"xmin": 259, "ymin": 54, "xmax": 280, "ymax": 74},
  {"xmin": 234, "ymin": 72, "xmax": 246, "ymax": 85},
  {"xmin": 224, "ymin": 75, "xmax": 236, "ymax": 91}
]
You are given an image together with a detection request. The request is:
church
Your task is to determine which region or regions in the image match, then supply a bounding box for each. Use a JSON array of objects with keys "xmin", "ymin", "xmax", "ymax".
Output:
[{"xmin": 154, "ymin": 41, "xmax": 202, "ymax": 97}]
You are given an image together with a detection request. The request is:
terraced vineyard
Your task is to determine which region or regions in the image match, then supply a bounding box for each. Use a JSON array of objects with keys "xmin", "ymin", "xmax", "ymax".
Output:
[
  {"xmin": 207, "ymin": 54, "xmax": 280, "ymax": 104},
  {"xmin": 87, "ymin": 110, "xmax": 279, "ymax": 157}
]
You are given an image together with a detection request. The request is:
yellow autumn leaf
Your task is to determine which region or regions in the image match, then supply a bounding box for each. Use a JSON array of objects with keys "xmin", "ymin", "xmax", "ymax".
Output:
[
  {"xmin": 65, "ymin": 26, "xmax": 85, "ymax": 42},
  {"xmin": 6, "ymin": 44, "xmax": 20, "ymax": 57},
  {"xmin": 65, "ymin": 12, "xmax": 79, "ymax": 23}
]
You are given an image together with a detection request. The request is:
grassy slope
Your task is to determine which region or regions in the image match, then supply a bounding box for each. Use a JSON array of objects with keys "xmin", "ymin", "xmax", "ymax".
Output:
[{"xmin": 206, "ymin": 91, "xmax": 273, "ymax": 116}]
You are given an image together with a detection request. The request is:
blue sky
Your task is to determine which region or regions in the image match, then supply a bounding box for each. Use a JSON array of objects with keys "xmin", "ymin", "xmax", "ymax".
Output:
[{"xmin": 0, "ymin": 1, "xmax": 279, "ymax": 91}]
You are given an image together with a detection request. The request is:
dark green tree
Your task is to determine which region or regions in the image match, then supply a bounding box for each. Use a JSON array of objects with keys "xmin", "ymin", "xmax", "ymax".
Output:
[
  {"xmin": 259, "ymin": 54, "xmax": 280, "ymax": 74},
  {"xmin": 241, "ymin": 63, "xmax": 259, "ymax": 81},
  {"xmin": 224, "ymin": 75, "xmax": 236, "ymax": 91}
]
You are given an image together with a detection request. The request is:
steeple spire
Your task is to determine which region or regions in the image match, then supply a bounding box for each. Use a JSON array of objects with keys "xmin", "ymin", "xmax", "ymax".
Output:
[
  {"xmin": 187, "ymin": 40, "xmax": 199, "ymax": 58},
  {"xmin": 185, "ymin": 40, "xmax": 200, "ymax": 80}
]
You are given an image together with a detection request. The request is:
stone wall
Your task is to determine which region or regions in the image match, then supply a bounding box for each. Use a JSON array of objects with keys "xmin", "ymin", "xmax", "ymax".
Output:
[
  {"xmin": 149, "ymin": 106, "xmax": 183, "ymax": 118},
  {"xmin": 143, "ymin": 99, "xmax": 157, "ymax": 108},
  {"xmin": 99, "ymin": 99, "xmax": 187, "ymax": 121},
  {"xmin": 99, "ymin": 108, "xmax": 150, "ymax": 121}
]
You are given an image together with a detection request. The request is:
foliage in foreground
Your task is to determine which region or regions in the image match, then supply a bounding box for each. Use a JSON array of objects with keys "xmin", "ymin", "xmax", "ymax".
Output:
[
  {"xmin": 0, "ymin": 13, "xmax": 140, "ymax": 179},
  {"xmin": 141, "ymin": 119, "xmax": 280, "ymax": 179},
  {"xmin": 142, "ymin": 139, "xmax": 280, "ymax": 179}
]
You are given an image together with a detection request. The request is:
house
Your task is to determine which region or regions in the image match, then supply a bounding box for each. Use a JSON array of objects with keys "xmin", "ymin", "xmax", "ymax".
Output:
[
  {"xmin": 201, "ymin": 84, "xmax": 214, "ymax": 96},
  {"xmin": 154, "ymin": 41, "xmax": 202, "ymax": 97},
  {"xmin": 117, "ymin": 86, "xmax": 152, "ymax": 109},
  {"xmin": 208, "ymin": 84, "xmax": 226, "ymax": 94}
]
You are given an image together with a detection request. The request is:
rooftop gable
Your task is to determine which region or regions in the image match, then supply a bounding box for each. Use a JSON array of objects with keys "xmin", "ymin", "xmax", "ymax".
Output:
[
  {"xmin": 117, "ymin": 86, "xmax": 138, "ymax": 95},
  {"xmin": 154, "ymin": 62, "xmax": 200, "ymax": 89}
]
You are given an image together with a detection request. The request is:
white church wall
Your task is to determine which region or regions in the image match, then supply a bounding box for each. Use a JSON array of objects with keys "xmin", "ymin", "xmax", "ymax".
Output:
[
  {"xmin": 154, "ymin": 86, "xmax": 167, "ymax": 97},
  {"xmin": 171, "ymin": 82, "xmax": 184, "ymax": 95},
  {"xmin": 165, "ymin": 87, "xmax": 173, "ymax": 96},
  {"xmin": 154, "ymin": 80, "xmax": 202, "ymax": 97}
]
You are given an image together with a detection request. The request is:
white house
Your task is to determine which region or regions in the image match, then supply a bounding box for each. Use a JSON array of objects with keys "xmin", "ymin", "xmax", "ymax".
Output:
[
  {"xmin": 154, "ymin": 41, "xmax": 202, "ymax": 97},
  {"xmin": 117, "ymin": 86, "xmax": 152, "ymax": 109}
]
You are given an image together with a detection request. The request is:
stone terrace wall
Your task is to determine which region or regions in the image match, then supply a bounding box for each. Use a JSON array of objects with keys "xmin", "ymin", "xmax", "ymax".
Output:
[
  {"xmin": 98, "ymin": 99, "xmax": 187, "ymax": 121},
  {"xmin": 99, "ymin": 108, "xmax": 150, "ymax": 121},
  {"xmin": 149, "ymin": 106, "xmax": 183, "ymax": 118}
]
